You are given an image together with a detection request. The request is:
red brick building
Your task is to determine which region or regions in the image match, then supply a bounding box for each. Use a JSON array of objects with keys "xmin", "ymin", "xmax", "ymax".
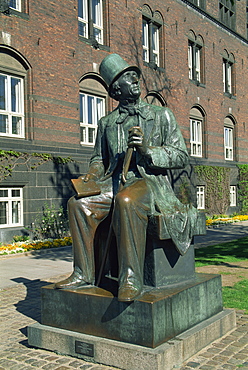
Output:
[{"xmin": 0, "ymin": 0, "xmax": 247, "ymax": 241}]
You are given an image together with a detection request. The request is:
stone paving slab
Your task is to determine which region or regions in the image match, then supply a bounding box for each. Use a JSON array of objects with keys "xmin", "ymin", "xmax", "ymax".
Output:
[{"xmin": 0, "ymin": 274, "xmax": 247, "ymax": 369}]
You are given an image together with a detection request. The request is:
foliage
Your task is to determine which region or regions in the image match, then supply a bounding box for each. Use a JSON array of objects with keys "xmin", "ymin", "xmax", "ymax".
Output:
[
  {"xmin": 195, "ymin": 237, "xmax": 248, "ymax": 266},
  {"xmin": 237, "ymin": 164, "xmax": 248, "ymax": 214},
  {"xmin": 194, "ymin": 165, "xmax": 230, "ymax": 214},
  {"xmin": 27, "ymin": 203, "xmax": 69, "ymax": 240},
  {"xmin": 0, "ymin": 149, "xmax": 73, "ymax": 182},
  {"xmin": 177, "ymin": 180, "xmax": 192, "ymax": 205},
  {"xmin": 222, "ymin": 280, "xmax": 248, "ymax": 314},
  {"xmin": 13, "ymin": 235, "xmax": 29, "ymax": 243}
]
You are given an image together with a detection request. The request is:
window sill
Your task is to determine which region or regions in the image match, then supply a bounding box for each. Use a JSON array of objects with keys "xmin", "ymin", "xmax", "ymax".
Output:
[
  {"xmin": 189, "ymin": 79, "xmax": 205, "ymax": 88},
  {"xmin": 78, "ymin": 36, "xmax": 110, "ymax": 51},
  {"xmin": 224, "ymin": 92, "xmax": 236, "ymax": 100},
  {"xmin": 143, "ymin": 61, "xmax": 165, "ymax": 73},
  {"xmin": 2, "ymin": 8, "xmax": 29, "ymax": 20}
]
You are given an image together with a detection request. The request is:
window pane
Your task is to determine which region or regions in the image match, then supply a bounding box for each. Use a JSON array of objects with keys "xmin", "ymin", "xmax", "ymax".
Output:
[
  {"xmin": 87, "ymin": 96, "xmax": 94, "ymax": 124},
  {"xmin": 79, "ymin": 94, "xmax": 85, "ymax": 122},
  {"xmin": 0, "ymin": 75, "xmax": 7, "ymax": 110},
  {"xmin": 0, "ymin": 115, "xmax": 8, "ymax": 133},
  {"xmin": 12, "ymin": 189, "xmax": 20, "ymax": 197},
  {"xmin": 80, "ymin": 126, "xmax": 86, "ymax": 142},
  {"xmin": 88, "ymin": 127, "xmax": 96, "ymax": 143},
  {"xmin": 0, "ymin": 190, "xmax": 8, "ymax": 197},
  {"xmin": 93, "ymin": 27, "xmax": 102, "ymax": 43},
  {"xmin": 0, "ymin": 201, "xmax": 7, "ymax": 224},
  {"xmin": 96, "ymin": 98, "xmax": 103, "ymax": 122},
  {"xmin": 12, "ymin": 116, "xmax": 22, "ymax": 135},
  {"xmin": 78, "ymin": 0, "xmax": 87, "ymax": 20},
  {"xmin": 78, "ymin": 20, "xmax": 87, "ymax": 37},
  {"xmin": 12, "ymin": 200, "xmax": 20, "ymax": 224},
  {"xmin": 11, "ymin": 77, "xmax": 21, "ymax": 113},
  {"xmin": 92, "ymin": 0, "xmax": 102, "ymax": 26}
]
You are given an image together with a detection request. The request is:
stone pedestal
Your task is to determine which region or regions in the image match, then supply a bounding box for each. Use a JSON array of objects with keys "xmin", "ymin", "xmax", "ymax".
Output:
[{"xmin": 40, "ymin": 273, "xmax": 222, "ymax": 348}]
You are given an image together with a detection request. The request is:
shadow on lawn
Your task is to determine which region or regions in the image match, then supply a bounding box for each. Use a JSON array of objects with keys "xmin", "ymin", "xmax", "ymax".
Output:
[{"xmin": 195, "ymin": 237, "xmax": 248, "ymax": 263}]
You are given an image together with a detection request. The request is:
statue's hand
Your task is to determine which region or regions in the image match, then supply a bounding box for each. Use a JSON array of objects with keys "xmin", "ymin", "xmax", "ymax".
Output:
[
  {"xmin": 83, "ymin": 173, "xmax": 98, "ymax": 182},
  {"xmin": 128, "ymin": 126, "xmax": 147, "ymax": 155}
]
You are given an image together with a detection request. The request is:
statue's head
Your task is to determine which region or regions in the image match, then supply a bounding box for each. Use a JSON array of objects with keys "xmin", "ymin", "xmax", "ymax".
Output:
[{"xmin": 99, "ymin": 54, "xmax": 141, "ymax": 101}]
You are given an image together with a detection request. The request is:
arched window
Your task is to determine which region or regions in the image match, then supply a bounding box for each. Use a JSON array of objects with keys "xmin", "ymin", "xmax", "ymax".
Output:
[
  {"xmin": 189, "ymin": 106, "xmax": 205, "ymax": 157},
  {"xmin": 188, "ymin": 31, "xmax": 204, "ymax": 85},
  {"xmin": 79, "ymin": 74, "xmax": 108, "ymax": 146},
  {"xmin": 222, "ymin": 50, "xmax": 235, "ymax": 97},
  {"xmin": 144, "ymin": 91, "xmax": 166, "ymax": 106},
  {"xmin": 142, "ymin": 5, "xmax": 163, "ymax": 68},
  {"xmin": 0, "ymin": 46, "xmax": 30, "ymax": 139},
  {"xmin": 224, "ymin": 116, "xmax": 235, "ymax": 161}
]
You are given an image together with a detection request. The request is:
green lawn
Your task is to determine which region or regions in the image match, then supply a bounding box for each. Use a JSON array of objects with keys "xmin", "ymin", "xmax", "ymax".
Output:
[
  {"xmin": 195, "ymin": 237, "xmax": 248, "ymax": 313},
  {"xmin": 195, "ymin": 236, "xmax": 248, "ymax": 266}
]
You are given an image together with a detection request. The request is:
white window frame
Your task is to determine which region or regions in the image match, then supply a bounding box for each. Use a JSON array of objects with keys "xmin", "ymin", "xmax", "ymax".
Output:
[
  {"xmin": 230, "ymin": 185, "xmax": 236, "ymax": 207},
  {"xmin": 188, "ymin": 44, "xmax": 193, "ymax": 80},
  {"xmin": 9, "ymin": 0, "xmax": 21, "ymax": 12},
  {"xmin": 224, "ymin": 127, "xmax": 233, "ymax": 160},
  {"xmin": 78, "ymin": 0, "xmax": 103, "ymax": 45},
  {"xmin": 142, "ymin": 18, "xmax": 160, "ymax": 67},
  {"xmin": 78, "ymin": 0, "xmax": 89, "ymax": 39},
  {"xmin": 92, "ymin": 0, "xmax": 103, "ymax": 44},
  {"xmin": 188, "ymin": 42, "xmax": 201, "ymax": 82},
  {"xmin": 0, "ymin": 73, "xmax": 25, "ymax": 138},
  {"xmin": 223, "ymin": 60, "xmax": 233, "ymax": 94},
  {"xmin": 142, "ymin": 19, "xmax": 149, "ymax": 63},
  {"xmin": 197, "ymin": 186, "xmax": 205, "ymax": 210},
  {"xmin": 80, "ymin": 92, "xmax": 105, "ymax": 146},
  {"xmin": 0, "ymin": 188, "xmax": 23, "ymax": 228},
  {"xmin": 190, "ymin": 119, "xmax": 202, "ymax": 157}
]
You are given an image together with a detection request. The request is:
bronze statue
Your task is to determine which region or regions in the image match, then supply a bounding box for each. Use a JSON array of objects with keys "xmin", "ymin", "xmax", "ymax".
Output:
[{"xmin": 55, "ymin": 54, "xmax": 197, "ymax": 302}]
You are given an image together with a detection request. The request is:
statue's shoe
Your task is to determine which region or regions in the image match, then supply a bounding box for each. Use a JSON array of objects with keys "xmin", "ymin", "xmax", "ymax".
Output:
[
  {"xmin": 118, "ymin": 284, "xmax": 142, "ymax": 302},
  {"xmin": 54, "ymin": 272, "xmax": 90, "ymax": 289}
]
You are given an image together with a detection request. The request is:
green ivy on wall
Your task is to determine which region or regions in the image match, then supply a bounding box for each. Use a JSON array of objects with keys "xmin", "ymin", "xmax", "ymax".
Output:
[
  {"xmin": 237, "ymin": 164, "xmax": 248, "ymax": 214},
  {"xmin": 194, "ymin": 165, "xmax": 230, "ymax": 215},
  {"xmin": 0, "ymin": 150, "xmax": 73, "ymax": 183}
]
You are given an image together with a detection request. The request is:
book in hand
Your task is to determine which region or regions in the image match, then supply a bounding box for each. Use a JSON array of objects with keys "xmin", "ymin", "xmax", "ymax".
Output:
[{"xmin": 71, "ymin": 178, "xmax": 101, "ymax": 198}]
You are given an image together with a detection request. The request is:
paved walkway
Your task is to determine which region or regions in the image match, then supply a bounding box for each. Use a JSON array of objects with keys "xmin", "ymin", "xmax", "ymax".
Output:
[{"xmin": 0, "ymin": 221, "xmax": 248, "ymax": 369}]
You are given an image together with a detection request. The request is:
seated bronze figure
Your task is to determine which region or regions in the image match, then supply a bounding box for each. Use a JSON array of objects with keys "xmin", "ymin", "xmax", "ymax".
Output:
[{"xmin": 55, "ymin": 54, "xmax": 198, "ymax": 302}]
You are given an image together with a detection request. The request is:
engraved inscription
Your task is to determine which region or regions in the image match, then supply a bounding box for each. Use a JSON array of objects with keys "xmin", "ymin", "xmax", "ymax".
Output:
[{"xmin": 75, "ymin": 340, "xmax": 94, "ymax": 357}]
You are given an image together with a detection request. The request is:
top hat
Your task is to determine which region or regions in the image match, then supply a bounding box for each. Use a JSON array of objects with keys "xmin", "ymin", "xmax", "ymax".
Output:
[{"xmin": 99, "ymin": 54, "xmax": 141, "ymax": 89}]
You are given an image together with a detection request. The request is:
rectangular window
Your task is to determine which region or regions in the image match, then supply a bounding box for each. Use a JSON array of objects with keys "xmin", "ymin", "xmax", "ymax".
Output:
[
  {"xmin": 142, "ymin": 18, "xmax": 161, "ymax": 67},
  {"xmin": 78, "ymin": 0, "xmax": 103, "ymax": 45},
  {"xmin": 190, "ymin": 119, "xmax": 202, "ymax": 157},
  {"xmin": 197, "ymin": 186, "xmax": 205, "ymax": 210},
  {"xmin": 224, "ymin": 127, "xmax": 233, "ymax": 160},
  {"xmin": 9, "ymin": 0, "xmax": 21, "ymax": 11},
  {"xmin": 80, "ymin": 93, "xmax": 105, "ymax": 145},
  {"xmin": 0, "ymin": 188, "xmax": 23, "ymax": 228},
  {"xmin": 230, "ymin": 185, "xmax": 236, "ymax": 207},
  {"xmin": 0, "ymin": 73, "xmax": 24, "ymax": 138},
  {"xmin": 188, "ymin": 42, "xmax": 202, "ymax": 83}
]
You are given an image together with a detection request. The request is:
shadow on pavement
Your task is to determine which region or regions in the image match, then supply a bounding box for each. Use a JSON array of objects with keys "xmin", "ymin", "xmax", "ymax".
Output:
[
  {"xmin": 27, "ymin": 246, "xmax": 73, "ymax": 262},
  {"xmin": 12, "ymin": 277, "xmax": 49, "ymax": 322}
]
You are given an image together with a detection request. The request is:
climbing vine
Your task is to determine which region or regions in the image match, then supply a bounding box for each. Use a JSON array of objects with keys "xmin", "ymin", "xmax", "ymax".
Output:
[
  {"xmin": 0, "ymin": 150, "xmax": 73, "ymax": 182},
  {"xmin": 194, "ymin": 165, "xmax": 230, "ymax": 215},
  {"xmin": 237, "ymin": 164, "xmax": 248, "ymax": 214}
]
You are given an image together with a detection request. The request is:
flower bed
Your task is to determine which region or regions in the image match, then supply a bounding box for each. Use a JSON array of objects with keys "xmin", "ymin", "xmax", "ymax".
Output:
[
  {"xmin": 206, "ymin": 215, "xmax": 248, "ymax": 227},
  {"xmin": 0, "ymin": 236, "xmax": 72, "ymax": 255}
]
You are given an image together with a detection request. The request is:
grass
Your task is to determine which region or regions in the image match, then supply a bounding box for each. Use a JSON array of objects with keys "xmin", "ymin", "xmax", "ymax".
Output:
[
  {"xmin": 222, "ymin": 280, "xmax": 248, "ymax": 312},
  {"xmin": 195, "ymin": 236, "xmax": 248, "ymax": 266},
  {"xmin": 195, "ymin": 237, "xmax": 248, "ymax": 313}
]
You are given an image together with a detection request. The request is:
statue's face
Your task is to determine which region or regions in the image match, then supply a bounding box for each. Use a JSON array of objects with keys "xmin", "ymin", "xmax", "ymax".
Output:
[{"xmin": 116, "ymin": 70, "xmax": 141, "ymax": 101}]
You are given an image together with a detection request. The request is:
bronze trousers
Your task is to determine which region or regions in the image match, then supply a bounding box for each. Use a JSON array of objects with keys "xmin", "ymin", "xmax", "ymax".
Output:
[{"xmin": 68, "ymin": 178, "xmax": 152, "ymax": 287}]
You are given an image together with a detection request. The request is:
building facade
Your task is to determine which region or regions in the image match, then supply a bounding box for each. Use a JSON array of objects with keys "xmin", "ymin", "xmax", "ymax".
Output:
[{"xmin": 0, "ymin": 0, "xmax": 247, "ymax": 241}]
